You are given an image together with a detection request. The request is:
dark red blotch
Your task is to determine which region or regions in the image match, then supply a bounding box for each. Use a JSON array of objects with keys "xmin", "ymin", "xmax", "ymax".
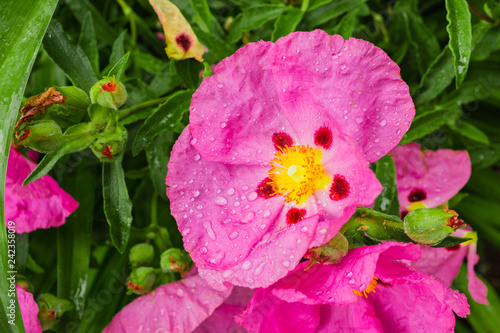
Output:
[
  {"xmin": 272, "ymin": 132, "xmax": 294, "ymax": 150},
  {"xmin": 286, "ymin": 208, "xmax": 306, "ymax": 225},
  {"xmin": 446, "ymin": 245, "xmax": 461, "ymax": 251},
  {"xmin": 257, "ymin": 177, "xmax": 275, "ymax": 199},
  {"xmin": 329, "ymin": 175, "xmax": 350, "ymax": 201},
  {"xmin": 175, "ymin": 33, "xmax": 192, "ymax": 53},
  {"xmin": 408, "ymin": 189, "xmax": 426, "ymax": 202},
  {"xmin": 101, "ymin": 145, "xmax": 113, "ymax": 158},
  {"xmin": 400, "ymin": 210, "xmax": 409, "ymax": 220},
  {"xmin": 314, "ymin": 127, "xmax": 333, "ymax": 149}
]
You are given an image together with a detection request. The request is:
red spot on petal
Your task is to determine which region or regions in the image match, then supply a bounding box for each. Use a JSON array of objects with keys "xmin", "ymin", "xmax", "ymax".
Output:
[
  {"xmin": 257, "ymin": 177, "xmax": 275, "ymax": 198},
  {"xmin": 329, "ymin": 175, "xmax": 350, "ymax": 201},
  {"xmin": 101, "ymin": 81, "xmax": 117, "ymax": 92},
  {"xmin": 400, "ymin": 210, "xmax": 409, "ymax": 220},
  {"xmin": 446, "ymin": 245, "xmax": 461, "ymax": 251},
  {"xmin": 408, "ymin": 189, "xmax": 426, "ymax": 202},
  {"xmin": 101, "ymin": 145, "xmax": 113, "ymax": 158},
  {"xmin": 272, "ymin": 132, "xmax": 294, "ymax": 150},
  {"xmin": 286, "ymin": 208, "xmax": 306, "ymax": 225},
  {"xmin": 175, "ymin": 33, "xmax": 192, "ymax": 53},
  {"xmin": 314, "ymin": 127, "xmax": 333, "ymax": 149},
  {"xmin": 126, "ymin": 280, "xmax": 142, "ymax": 292}
]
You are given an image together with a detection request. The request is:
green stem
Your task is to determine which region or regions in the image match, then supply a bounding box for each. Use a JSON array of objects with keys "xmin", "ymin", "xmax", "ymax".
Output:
[
  {"xmin": 151, "ymin": 192, "xmax": 158, "ymax": 227},
  {"xmin": 301, "ymin": 0, "xmax": 310, "ymax": 12},
  {"xmin": 119, "ymin": 97, "xmax": 168, "ymax": 120},
  {"xmin": 116, "ymin": 0, "xmax": 138, "ymax": 48}
]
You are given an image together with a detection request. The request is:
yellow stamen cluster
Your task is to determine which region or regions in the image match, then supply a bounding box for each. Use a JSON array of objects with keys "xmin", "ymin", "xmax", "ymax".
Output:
[
  {"xmin": 353, "ymin": 276, "xmax": 379, "ymax": 298},
  {"xmin": 408, "ymin": 201, "xmax": 426, "ymax": 212},
  {"xmin": 269, "ymin": 145, "xmax": 330, "ymax": 204}
]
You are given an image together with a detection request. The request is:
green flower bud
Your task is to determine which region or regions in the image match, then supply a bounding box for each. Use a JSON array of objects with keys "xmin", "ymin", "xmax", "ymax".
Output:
[
  {"xmin": 51, "ymin": 86, "xmax": 90, "ymax": 115},
  {"xmin": 90, "ymin": 125, "xmax": 127, "ymax": 162},
  {"xmin": 90, "ymin": 76, "xmax": 127, "ymax": 110},
  {"xmin": 14, "ymin": 120, "xmax": 63, "ymax": 153},
  {"xmin": 160, "ymin": 249, "xmax": 192, "ymax": 277},
  {"xmin": 404, "ymin": 208, "xmax": 465, "ymax": 246},
  {"xmin": 129, "ymin": 243, "xmax": 155, "ymax": 268},
  {"xmin": 126, "ymin": 267, "xmax": 156, "ymax": 295},
  {"xmin": 304, "ymin": 232, "xmax": 349, "ymax": 266},
  {"xmin": 36, "ymin": 293, "xmax": 73, "ymax": 331}
]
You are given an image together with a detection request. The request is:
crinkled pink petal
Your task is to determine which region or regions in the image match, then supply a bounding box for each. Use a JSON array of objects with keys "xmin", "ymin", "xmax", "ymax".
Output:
[
  {"xmin": 235, "ymin": 288, "xmax": 320, "ymax": 333},
  {"xmin": 391, "ymin": 142, "xmax": 471, "ymax": 210},
  {"xmin": 16, "ymin": 285, "xmax": 42, "ymax": 333},
  {"xmin": 466, "ymin": 242, "xmax": 488, "ymax": 304},
  {"xmin": 5, "ymin": 147, "xmax": 79, "ymax": 233},
  {"xmin": 411, "ymin": 245, "xmax": 465, "ymax": 286},
  {"xmin": 190, "ymin": 31, "xmax": 414, "ymax": 165},
  {"xmin": 315, "ymin": 302, "xmax": 383, "ymax": 333},
  {"xmin": 198, "ymin": 215, "xmax": 319, "ymax": 290},
  {"xmin": 103, "ymin": 274, "xmax": 232, "ymax": 333},
  {"xmin": 272, "ymin": 242, "xmax": 420, "ymax": 306}
]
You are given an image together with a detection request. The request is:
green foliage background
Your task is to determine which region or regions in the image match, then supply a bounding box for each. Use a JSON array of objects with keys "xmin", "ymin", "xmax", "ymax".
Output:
[{"xmin": 1, "ymin": 0, "xmax": 500, "ymax": 332}]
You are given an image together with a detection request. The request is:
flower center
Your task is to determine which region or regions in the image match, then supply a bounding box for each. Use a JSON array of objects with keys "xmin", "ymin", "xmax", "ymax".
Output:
[
  {"xmin": 268, "ymin": 145, "xmax": 330, "ymax": 204},
  {"xmin": 353, "ymin": 276, "xmax": 379, "ymax": 298}
]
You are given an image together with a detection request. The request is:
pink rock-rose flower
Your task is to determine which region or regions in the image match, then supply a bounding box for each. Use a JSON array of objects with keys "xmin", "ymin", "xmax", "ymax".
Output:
[
  {"xmin": 236, "ymin": 242, "xmax": 470, "ymax": 333},
  {"xmin": 5, "ymin": 147, "xmax": 79, "ymax": 233},
  {"xmin": 17, "ymin": 285, "xmax": 43, "ymax": 333},
  {"xmin": 166, "ymin": 30, "xmax": 415, "ymax": 289},
  {"xmin": 391, "ymin": 143, "xmax": 487, "ymax": 304},
  {"xmin": 103, "ymin": 271, "xmax": 251, "ymax": 333}
]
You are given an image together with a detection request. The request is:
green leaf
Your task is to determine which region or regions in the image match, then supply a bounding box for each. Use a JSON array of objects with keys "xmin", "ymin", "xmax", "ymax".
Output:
[
  {"xmin": 107, "ymin": 52, "xmax": 130, "ymax": 81},
  {"xmin": 146, "ymin": 131, "xmax": 176, "ymax": 200},
  {"xmin": 102, "ymin": 156, "xmax": 133, "ymax": 254},
  {"xmin": 193, "ymin": 27, "xmax": 236, "ymax": 62},
  {"xmin": 334, "ymin": 8, "xmax": 359, "ymax": 39},
  {"xmin": 445, "ymin": 0, "xmax": 472, "ymax": 87},
  {"xmin": 304, "ymin": 0, "xmax": 366, "ymax": 29},
  {"xmin": 449, "ymin": 120, "xmax": 490, "ymax": 145},
  {"xmin": 271, "ymin": 7, "xmax": 304, "ymax": 42},
  {"xmin": 0, "ymin": 1, "xmax": 58, "ymax": 331},
  {"xmin": 400, "ymin": 108, "xmax": 462, "ymax": 144},
  {"xmin": 172, "ymin": 59, "xmax": 203, "ymax": 90},
  {"xmin": 469, "ymin": 144, "xmax": 500, "ymax": 169},
  {"xmin": 190, "ymin": 0, "xmax": 212, "ymax": 33},
  {"xmin": 431, "ymin": 236, "xmax": 471, "ymax": 248},
  {"xmin": 78, "ymin": 13, "xmax": 99, "ymax": 76},
  {"xmin": 43, "ymin": 20, "xmax": 98, "ymax": 92},
  {"xmin": 132, "ymin": 90, "xmax": 193, "ymax": 155},
  {"xmin": 228, "ymin": 4, "xmax": 286, "ymax": 43},
  {"xmin": 373, "ymin": 155, "xmax": 399, "ymax": 215},
  {"xmin": 149, "ymin": 66, "xmax": 182, "ymax": 97},
  {"xmin": 107, "ymin": 30, "xmax": 127, "ymax": 75}
]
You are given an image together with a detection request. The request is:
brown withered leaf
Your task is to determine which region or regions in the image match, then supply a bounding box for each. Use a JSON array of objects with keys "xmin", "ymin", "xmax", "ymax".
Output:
[{"xmin": 15, "ymin": 87, "xmax": 65, "ymax": 130}]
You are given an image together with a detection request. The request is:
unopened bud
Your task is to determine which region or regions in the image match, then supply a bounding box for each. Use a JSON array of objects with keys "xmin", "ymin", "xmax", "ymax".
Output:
[
  {"xmin": 90, "ymin": 126, "xmax": 126, "ymax": 162},
  {"xmin": 160, "ymin": 249, "xmax": 192, "ymax": 277},
  {"xmin": 126, "ymin": 267, "xmax": 156, "ymax": 295},
  {"xmin": 37, "ymin": 293, "xmax": 73, "ymax": 331},
  {"xmin": 129, "ymin": 243, "xmax": 155, "ymax": 268},
  {"xmin": 404, "ymin": 208, "xmax": 465, "ymax": 246},
  {"xmin": 304, "ymin": 232, "xmax": 349, "ymax": 267},
  {"xmin": 51, "ymin": 86, "xmax": 89, "ymax": 115},
  {"xmin": 90, "ymin": 76, "xmax": 127, "ymax": 109},
  {"xmin": 15, "ymin": 120, "xmax": 63, "ymax": 153}
]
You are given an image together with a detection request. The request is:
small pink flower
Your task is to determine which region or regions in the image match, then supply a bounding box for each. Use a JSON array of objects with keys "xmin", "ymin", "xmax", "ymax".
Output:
[
  {"xmin": 167, "ymin": 30, "xmax": 415, "ymax": 289},
  {"xmin": 391, "ymin": 143, "xmax": 487, "ymax": 304},
  {"xmin": 5, "ymin": 147, "xmax": 79, "ymax": 233},
  {"xmin": 236, "ymin": 242, "xmax": 470, "ymax": 333},
  {"xmin": 17, "ymin": 285, "xmax": 43, "ymax": 333},
  {"xmin": 103, "ymin": 271, "xmax": 251, "ymax": 333}
]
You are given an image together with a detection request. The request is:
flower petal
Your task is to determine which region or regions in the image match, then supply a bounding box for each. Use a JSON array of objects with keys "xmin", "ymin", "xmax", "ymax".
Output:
[
  {"xmin": 466, "ymin": 242, "xmax": 488, "ymax": 304},
  {"xmin": 315, "ymin": 302, "xmax": 383, "ymax": 333},
  {"xmin": 17, "ymin": 285, "xmax": 42, "ymax": 333}
]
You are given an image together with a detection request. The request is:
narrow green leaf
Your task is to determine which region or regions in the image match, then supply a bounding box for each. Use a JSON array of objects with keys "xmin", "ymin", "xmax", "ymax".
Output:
[
  {"xmin": 43, "ymin": 20, "xmax": 98, "ymax": 92},
  {"xmin": 149, "ymin": 66, "xmax": 182, "ymax": 97},
  {"xmin": 146, "ymin": 131, "xmax": 176, "ymax": 200},
  {"xmin": 400, "ymin": 108, "xmax": 462, "ymax": 144},
  {"xmin": 193, "ymin": 27, "xmax": 236, "ymax": 62},
  {"xmin": 445, "ymin": 0, "xmax": 472, "ymax": 87},
  {"xmin": 271, "ymin": 7, "xmax": 304, "ymax": 42},
  {"xmin": 132, "ymin": 90, "xmax": 193, "ymax": 155},
  {"xmin": 373, "ymin": 155, "xmax": 399, "ymax": 215},
  {"xmin": 134, "ymin": 51, "xmax": 166, "ymax": 75},
  {"xmin": 172, "ymin": 59, "xmax": 203, "ymax": 90},
  {"xmin": 303, "ymin": 0, "xmax": 366, "ymax": 29},
  {"xmin": 449, "ymin": 120, "xmax": 490, "ymax": 145},
  {"xmin": 0, "ymin": 1, "xmax": 58, "ymax": 331},
  {"xmin": 102, "ymin": 156, "xmax": 133, "ymax": 254},
  {"xmin": 108, "ymin": 30, "xmax": 127, "ymax": 74},
  {"xmin": 469, "ymin": 144, "xmax": 500, "ymax": 169},
  {"xmin": 78, "ymin": 13, "xmax": 99, "ymax": 76},
  {"xmin": 190, "ymin": 0, "xmax": 212, "ymax": 33},
  {"xmin": 107, "ymin": 52, "xmax": 130, "ymax": 81},
  {"xmin": 228, "ymin": 5, "xmax": 286, "ymax": 43},
  {"xmin": 431, "ymin": 236, "xmax": 471, "ymax": 248},
  {"xmin": 467, "ymin": 168, "xmax": 500, "ymax": 203},
  {"xmin": 334, "ymin": 8, "xmax": 359, "ymax": 39},
  {"xmin": 57, "ymin": 159, "xmax": 96, "ymax": 329}
]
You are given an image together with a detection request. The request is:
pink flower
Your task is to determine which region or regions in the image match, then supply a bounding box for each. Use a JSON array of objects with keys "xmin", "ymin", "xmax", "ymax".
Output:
[
  {"xmin": 236, "ymin": 242, "xmax": 470, "ymax": 333},
  {"xmin": 17, "ymin": 285, "xmax": 43, "ymax": 333},
  {"xmin": 166, "ymin": 30, "xmax": 415, "ymax": 289},
  {"xmin": 5, "ymin": 147, "xmax": 78, "ymax": 233},
  {"xmin": 103, "ymin": 271, "xmax": 251, "ymax": 333},
  {"xmin": 391, "ymin": 143, "xmax": 487, "ymax": 304}
]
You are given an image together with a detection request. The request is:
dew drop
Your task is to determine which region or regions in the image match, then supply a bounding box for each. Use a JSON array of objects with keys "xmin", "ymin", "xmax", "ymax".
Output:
[
  {"xmin": 242, "ymin": 260, "xmax": 253, "ymax": 270},
  {"xmin": 263, "ymin": 210, "xmax": 271, "ymax": 218},
  {"xmin": 248, "ymin": 192, "xmax": 258, "ymax": 201},
  {"xmin": 192, "ymin": 190, "xmax": 200, "ymax": 198},
  {"xmin": 217, "ymin": 83, "xmax": 223, "ymax": 88},
  {"xmin": 227, "ymin": 188, "xmax": 235, "ymax": 195},
  {"xmin": 229, "ymin": 231, "xmax": 239, "ymax": 240},
  {"xmin": 215, "ymin": 196, "xmax": 228, "ymax": 206},
  {"xmin": 220, "ymin": 122, "xmax": 227, "ymax": 128},
  {"xmin": 203, "ymin": 221, "xmax": 216, "ymax": 240},
  {"xmin": 282, "ymin": 260, "xmax": 291, "ymax": 268},
  {"xmin": 348, "ymin": 279, "xmax": 355, "ymax": 284},
  {"xmin": 346, "ymin": 271, "xmax": 353, "ymax": 278},
  {"xmin": 379, "ymin": 119, "xmax": 387, "ymax": 127},
  {"xmin": 176, "ymin": 289, "xmax": 184, "ymax": 297},
  {"xmin": 200, "ymin": 247, "xmax": 208, "ymax": 253},
  {"xmin": 301, "ymin": 226, "xmax": 308, "ymax": 232},
  {"xmin": 253, "ymin": 262, "xmax": 265, "ymax": 276}
]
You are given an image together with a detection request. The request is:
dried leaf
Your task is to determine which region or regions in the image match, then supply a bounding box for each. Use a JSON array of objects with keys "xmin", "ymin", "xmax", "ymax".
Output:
[{"xmin": 15, "ymin": 87, "xmax": 65, "ymax": 130}]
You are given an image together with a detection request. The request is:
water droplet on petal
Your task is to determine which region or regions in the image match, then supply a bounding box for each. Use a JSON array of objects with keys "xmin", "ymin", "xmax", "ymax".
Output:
[
  {"xmin": 346, "ymin": 271, "xmax": 353, "ymax": 278},
  {"xmin": 200, "ymin": 247, "xmax": 208, "ymax": 253},
  {"xmin": 253, "ymin": 262, "xmax": 265, "ymax": 276},
  {"xmin": 203, "ymin": 221, "xmax": 216, "ymax": 240},
  {"xmin": 193, "ymin": 154, "xmax": 200, "ymax": 161},
  {"xmin": 227, "ymin": 188, "xmax": 235, "ymax": 195},
  {"xmin": 215, "ymin": 196, "xmax": 228, "ymax": 206},
  {"xmin": 229, "ymin": 231, "xmax": 239, "ymax": 240},
  {"xmin": 242, "ymin": 260, "xmax": 253, "ymax": 270},
  {"xmin": 282, "ymin": 260, "xmax": 291, "ymax": 268},
  {"xmin": 220, "ymin": 122, "xmax": 227, "ymax": 128},
  {"xmin": 379, "ymin": 119, "xmax": 387, "ymax": 127},
  {"xmin": 176, "ymin": 289, "xmax": 184, "ymax": 297},
  {"xmin": 248, "ymin": 192, "xmax": 258, "ymax": 201},
  {"xmin": 217, "ymin": 83, "xmax": 223, "ymax": 88},
  {"xmin": 192, "ymin": 190, "xmax": 200, "ymax": 197}
]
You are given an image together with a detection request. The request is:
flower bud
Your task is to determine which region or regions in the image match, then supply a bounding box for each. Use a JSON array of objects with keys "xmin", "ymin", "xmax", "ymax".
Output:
[
  {"xmin": 404, "ymin": 208, "xmax": 465, "ymax": 246},
  {"xmin": 90, "ymin": 126, "xmax": 126, "ymax": 162},
  {"xmin": 129, "ymin": 243, "xmax": 155, "ymax": 268},
  {"xmin": 36, "ymin": 293, "xmax": 73, "ymax": 331},
  {"xmin": 126, "ymin": 267, "xmax": 156, "ymax": 295},
  {"xmin": 51, "ymin": 86, "xmax": 90, "ymax": 115},
  {"xmin": 90, "ymin": 76, "xmax": 127, "ymax": 110},
  {"xmin": 160, "ymin": 249, "xmax": 192, "ymax": 277},
  {"xmin": 304, "ymin": 232, "xmax": 349, "ymax": 266},
  {"xmin": 14, "ymin": 120, "xmax": 63, "ymax": 153}
]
